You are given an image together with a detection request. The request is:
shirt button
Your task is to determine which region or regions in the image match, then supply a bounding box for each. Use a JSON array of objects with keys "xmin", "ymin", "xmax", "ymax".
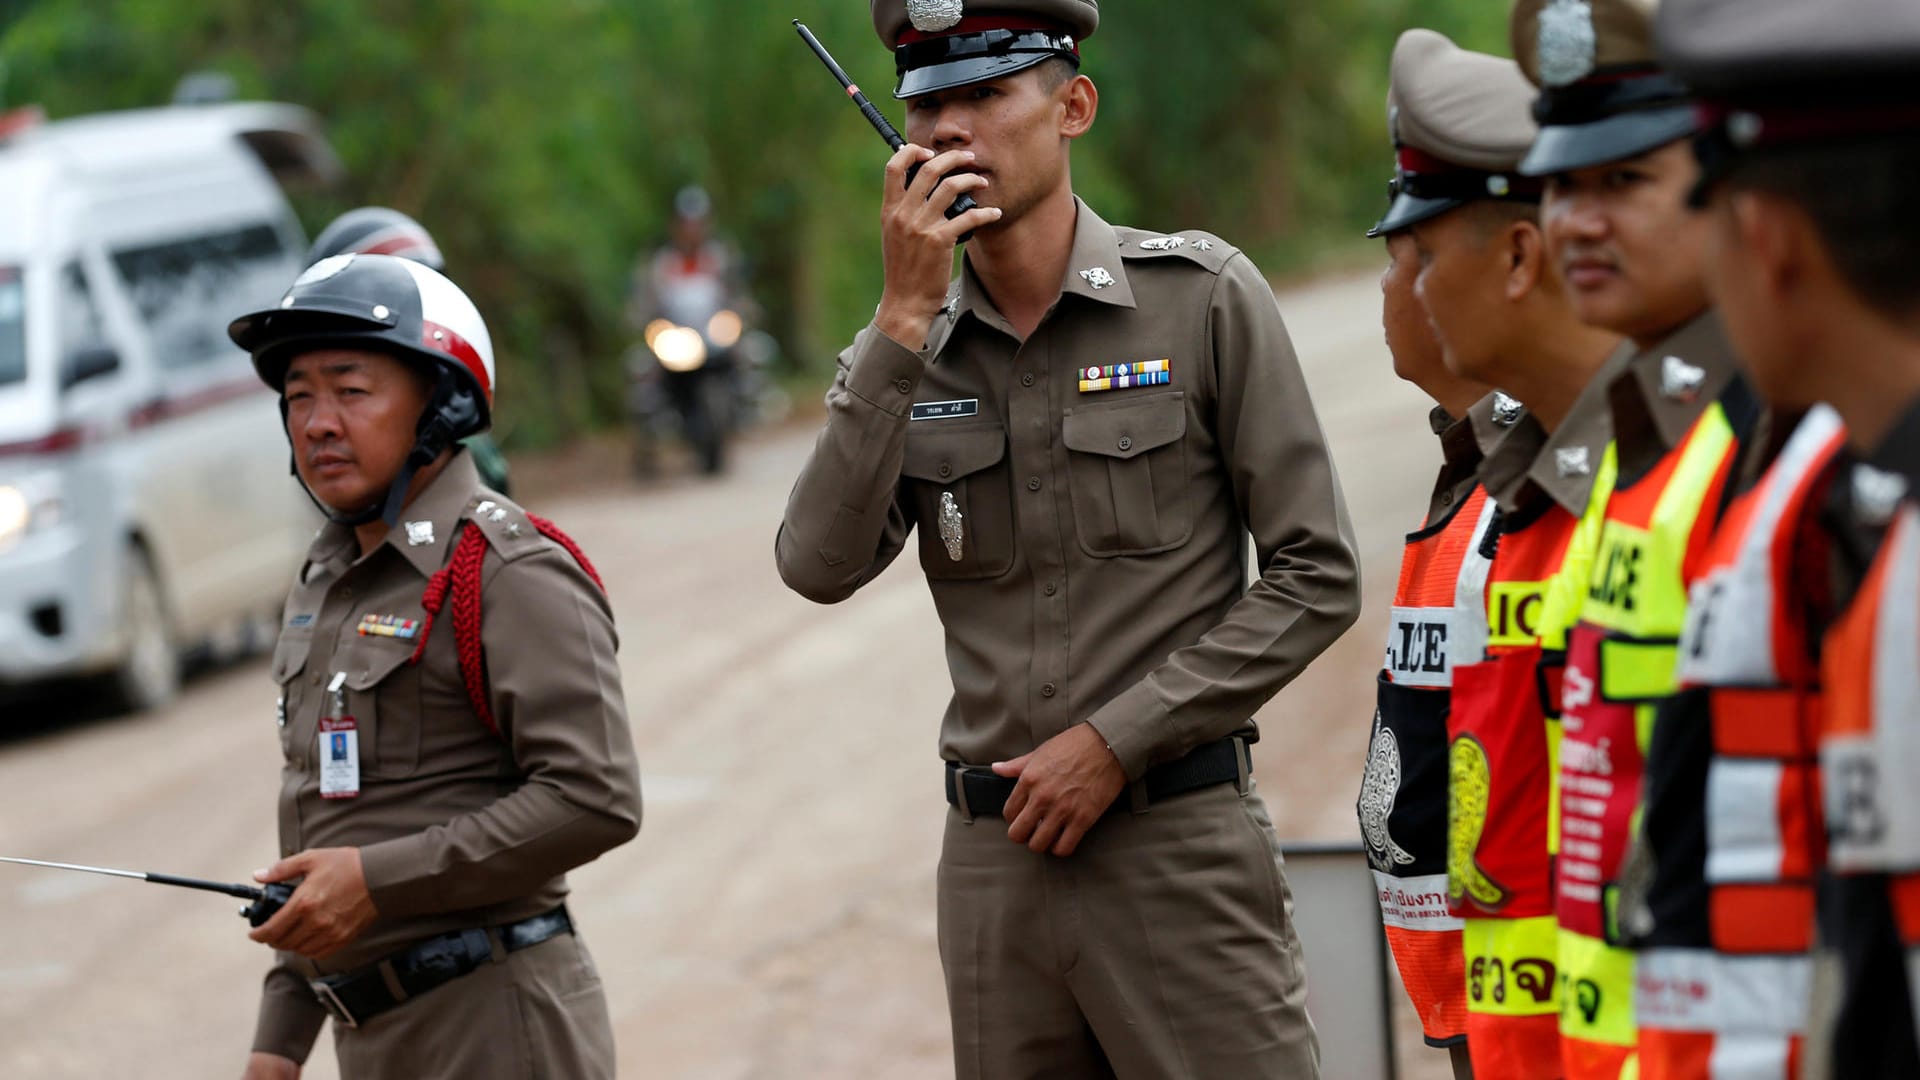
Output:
[
  {"xmin": 1440, "ymin": 490, "xmax": 1454, "ymax": 505},
  {"xmin": 896, "ymin": 378, "xmax": 912, "ymax": 394},
  {"xmin": 1027, "ymin": 476, "xmax": 1042, "ymax": 492},
  {"xmin": 1021, "ymin": 373, "xmax": 1035, "ymax": 387},
  {"xmin": 939, "ymin": 463, "xmax": 952, "ymax": 478},
  {"xmin": 1044, "ymin": 582, "xmax": 1057, "ymax": 596},
  {"xmin": 1118, "ymin": 436, "xmax": 1133, "ymax": 451},
  {"xmin": 1041, "ymin": 682, "xmax": 1057, "ymax": 698}
]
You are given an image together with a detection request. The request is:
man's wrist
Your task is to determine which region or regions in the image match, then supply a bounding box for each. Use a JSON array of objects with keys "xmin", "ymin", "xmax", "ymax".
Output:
[{"xmin": 873, "ymin": 297, "xmax": 937, "ymax": 352}]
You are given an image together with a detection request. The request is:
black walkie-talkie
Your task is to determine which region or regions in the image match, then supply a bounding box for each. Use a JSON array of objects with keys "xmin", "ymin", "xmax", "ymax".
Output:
[{"xmin": 794, "ymin": 19, "xmax": 979, "ymax": 243}]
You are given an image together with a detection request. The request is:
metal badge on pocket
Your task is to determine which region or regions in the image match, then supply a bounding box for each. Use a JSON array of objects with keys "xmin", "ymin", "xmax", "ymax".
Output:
[{"xmin": 938, "ymin": 491, "xmax": 965, "ymax": 561}]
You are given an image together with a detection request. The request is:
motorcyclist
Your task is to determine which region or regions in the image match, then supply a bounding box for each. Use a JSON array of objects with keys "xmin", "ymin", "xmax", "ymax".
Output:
[{"xmin": 626, "ymin": 186, "xmax": 756, "ymax": 476}]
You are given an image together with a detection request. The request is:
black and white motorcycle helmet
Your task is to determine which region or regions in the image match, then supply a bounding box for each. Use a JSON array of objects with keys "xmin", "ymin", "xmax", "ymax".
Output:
[
  {"xmin": 229, "ymin": 253, "xmax": 496, "ymax": 527},
  {"xmin": 305, "ymin": 206, "xmax": 446, "ymax": 271}
]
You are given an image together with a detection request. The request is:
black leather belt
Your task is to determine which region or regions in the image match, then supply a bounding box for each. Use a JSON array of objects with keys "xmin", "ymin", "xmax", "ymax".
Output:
[
  {"xmin": 310, "ymin": 906, "xmax": 573, "ymax": 1029},
  {"xmin": 944, "ymin": 736, "xmax": 1248, "ymax": 820}
]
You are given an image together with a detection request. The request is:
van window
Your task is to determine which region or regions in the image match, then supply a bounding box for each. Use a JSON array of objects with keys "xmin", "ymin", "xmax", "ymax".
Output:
[
  {"xmin": 0, "ymin": 267, "xmax": 23, "ymax": 387},
  {"xmin": 58, "ymin": 262, "xmax": 109, "ymax": 358},
  {"xmin": 111, "ymin": 222, "xmax": 292, "ymax": 370}
]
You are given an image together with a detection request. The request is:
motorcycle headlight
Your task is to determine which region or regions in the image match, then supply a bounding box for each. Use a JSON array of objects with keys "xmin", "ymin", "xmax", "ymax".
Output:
[
  {"xmin": 706, "ymin": 309, "xmax": 742, "ymax": 349},
  {"xmin": 0, "ymin": 476, "xmax": 64, "ymax": 555},
  {"xmin": 652, "ymin": 326, "xmax": 708, "ymax": 373}
]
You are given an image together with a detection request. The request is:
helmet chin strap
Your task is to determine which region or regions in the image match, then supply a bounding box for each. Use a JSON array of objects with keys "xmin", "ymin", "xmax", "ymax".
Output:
[{"xmin": 281, "ymin": 370, "xmax": 485, "ymax": 531}]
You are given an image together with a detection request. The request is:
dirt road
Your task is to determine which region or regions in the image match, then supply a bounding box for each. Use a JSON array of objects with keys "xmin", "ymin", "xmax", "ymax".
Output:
[{"xmin": 0, "ymin": 270, "xmax": 1455, "ymax": 1079}]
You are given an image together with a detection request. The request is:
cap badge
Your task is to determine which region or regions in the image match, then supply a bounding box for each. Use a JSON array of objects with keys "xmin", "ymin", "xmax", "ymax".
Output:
[
  {"xmin": 1851, "ymin": 465, "xmax": 1909, "ymax": 527},
  {"xmin": 1661, "ymin": 355, "xmax": 1707, "ymax": 403},
  {"xmin": 1537, "ymin": 0, "xmax": 1597, "ymax": 88},
  {"xmin": 404, "ymin": 520, "xmax": 435, "ymax": 547},
  {"xmin": 1486, "ymin": 175, "xmax": 1511, "ymax": 198},
  {"xmin": 1728, "ymin": 112, "xmax": 1766, "ymax": 148},
  {"xmin": 1138, "ymin": 236, "xmax": 1185, "ymax": 252},
  {"xmin": 907, "ymin": 0, "xmax": 964, "ymax": 34},
  {"xmin": 1079, "ymin": 267, "xmax": 1116, "ymax": 290},
  {"xmin": 938, "ymin": 490, "xmax": 966, "ymax": 561},
  {"xmin": 1492, "ymin": 392, "xmax": 1524, "ymax": 426},
  {"xmin": 1555, "ymin": 445, "xmax": 1591, "ymax": 478}
]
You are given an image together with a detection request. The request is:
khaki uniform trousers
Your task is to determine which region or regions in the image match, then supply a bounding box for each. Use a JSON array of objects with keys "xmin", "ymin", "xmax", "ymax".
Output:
[
  {"xmin": 331, "ymin": 932, "xmax": 615, "ymax": 1080},
  {"xmin": 938, "ymin": 779, "xmax": 1321, "ymax": 1079}
]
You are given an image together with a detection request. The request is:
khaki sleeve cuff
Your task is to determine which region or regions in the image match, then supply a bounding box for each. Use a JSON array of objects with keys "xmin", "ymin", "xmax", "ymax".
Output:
[
  {"xmin": 841, "ymin": 323, "xmax": 928, "ymax": 414},
  {"xmin": 358, "ymin": 833, "xmax": 437, "ymax": 918},
  {"xmin": 251, "ymin": 963, "xmax": 327, "ymax": 1064},
  {"xmin": 1085, "ymin": 681, "xmax": 1178, "ymax": 782}
]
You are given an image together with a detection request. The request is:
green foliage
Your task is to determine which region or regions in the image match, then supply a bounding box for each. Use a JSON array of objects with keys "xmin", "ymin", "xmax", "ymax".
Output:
[{"xmin": 2, "ymin": 0, "xmax": 1508, "ymax": 447}]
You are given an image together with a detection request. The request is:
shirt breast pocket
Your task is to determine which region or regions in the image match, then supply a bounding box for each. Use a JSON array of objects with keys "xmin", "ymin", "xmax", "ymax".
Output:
[
  {"xmin": 336, "ymin": 634, "xmax": 423, "ymax": 778},
  {"xmin": 271, "ymin": 630, "xmax": 312, "ymax": 759},
  {"xmin": 1062, "ymin": 391, "xmax": 1193, "ymax": 557},
  {"xmin": 900, "ymin": 422, "xmax": 1016, "ymax": 581}
]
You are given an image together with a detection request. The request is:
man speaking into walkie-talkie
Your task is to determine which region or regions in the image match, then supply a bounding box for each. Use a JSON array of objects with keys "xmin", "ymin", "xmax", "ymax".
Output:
[{"xmin": 775, "ymin": 2, "xmax": 1360, "ymax": 1075}]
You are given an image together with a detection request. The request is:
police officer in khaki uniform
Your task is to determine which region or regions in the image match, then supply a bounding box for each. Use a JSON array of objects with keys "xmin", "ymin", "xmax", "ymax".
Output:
[
  {"xmin": 1358, "ymin": 31, "xmax": 1542, "ymax": 1080},
  {"xmin": 228, "ymin": 254, "xmax": 642, "ymax": 1080},
  {"xmin": 776, "ymin": 1, "xmax": 1359, "ymax": 1074}
]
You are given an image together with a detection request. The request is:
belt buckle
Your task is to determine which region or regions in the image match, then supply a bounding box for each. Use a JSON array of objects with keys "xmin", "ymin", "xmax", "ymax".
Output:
[{"xmin": 310, "ymin": 978, "xmax": 360, "ymax": 1030}]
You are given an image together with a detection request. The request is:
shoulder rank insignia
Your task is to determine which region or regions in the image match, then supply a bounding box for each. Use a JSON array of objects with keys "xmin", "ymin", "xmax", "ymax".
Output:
[
  {"xmin": 1138, "ymin": 236, "xmax": 1185, "ymax": 252},
  {"xmin": 1079, "ymin": 359, "xmax": 1171, "ymax": 393}
]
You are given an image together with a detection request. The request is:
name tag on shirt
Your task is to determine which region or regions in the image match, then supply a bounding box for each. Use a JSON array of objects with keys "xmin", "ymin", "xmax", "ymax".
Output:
[
  {"xmin": 319, "ymin": 714, "xmax": 360, "ymax": 799},
  {"xmin": 911, "ymin": 399, "xmax": 979, "ymax": 421}
]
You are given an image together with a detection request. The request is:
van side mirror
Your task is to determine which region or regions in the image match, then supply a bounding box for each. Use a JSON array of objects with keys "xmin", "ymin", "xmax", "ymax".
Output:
[{"xmin": 60, "ymin": 345, "xmax": 121, "ymax": 390}]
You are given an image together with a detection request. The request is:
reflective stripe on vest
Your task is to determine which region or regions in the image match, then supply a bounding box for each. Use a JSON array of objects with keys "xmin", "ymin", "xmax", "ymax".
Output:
[{"xmin": 1634, "ymin": 407, "xmax": 1845, "ymax": 1062}]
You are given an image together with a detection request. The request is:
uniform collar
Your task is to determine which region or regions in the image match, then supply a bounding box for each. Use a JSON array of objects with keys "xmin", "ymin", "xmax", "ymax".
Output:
[
  {"xmin": 305, "ymin": 450, "xmax": 482, "ymax": 579},
  {"xmin": 952, "ymin": 196, "xmax": 1138, "ymax": 328},
  {"xmin": 1609, "ymin": 310, "xmax": 1740, "ymax": 481},
  {"xmin": 1483, "ymin": 346, "xmax": 1628, "ymax": 517},
  {"xmin": 1436, "ymin": 408, "xmax": 1485, "ymax": 473},
  {"xmin": 1428, "ymin": 405, "xmax": 1455, "ymax": 437}
]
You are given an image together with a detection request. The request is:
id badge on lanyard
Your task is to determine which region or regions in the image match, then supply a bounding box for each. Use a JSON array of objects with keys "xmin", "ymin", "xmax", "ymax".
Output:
[{"xmin": 319, "ymin": 671, "xmax": 360, "ymax": 800}]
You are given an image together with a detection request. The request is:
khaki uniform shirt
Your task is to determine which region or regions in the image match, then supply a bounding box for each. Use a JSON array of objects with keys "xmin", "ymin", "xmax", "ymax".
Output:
[
  {"xmin": 776, "ymin": 198, "xmax": 1360, "ymax": 780},
  {"xmin": 253, "ymin": 451, "xmax": 642, "ymax": 1062}
]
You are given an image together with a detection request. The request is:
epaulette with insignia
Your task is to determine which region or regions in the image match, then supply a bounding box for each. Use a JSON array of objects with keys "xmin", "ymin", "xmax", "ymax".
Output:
[
  {"xmin": 1114, "ymin": 228, "xmax": 1237, "ymax": 274},
  {"xmin": 465, "ymin": 495, "xmax": 545, "ymax": 561}
]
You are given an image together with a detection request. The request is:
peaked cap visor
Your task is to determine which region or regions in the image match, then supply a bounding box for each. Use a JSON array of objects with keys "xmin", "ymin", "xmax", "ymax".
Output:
[
  {"xmin": 1368, "ymin": 192, "xmax": 1468, "ymax": 238},
  {"xmin": 893, "ymin": 29, "xmax": 1077, "ymax": 98},
  {"xmin": 1519, "ymin": 103, "xmax": 1698, "ymax": 175}
]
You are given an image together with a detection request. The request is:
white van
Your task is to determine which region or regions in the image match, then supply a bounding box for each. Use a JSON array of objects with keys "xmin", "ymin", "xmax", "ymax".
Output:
[{"xmin": 0, "ymin": 101, "xmax": 340, "ymax": 711}]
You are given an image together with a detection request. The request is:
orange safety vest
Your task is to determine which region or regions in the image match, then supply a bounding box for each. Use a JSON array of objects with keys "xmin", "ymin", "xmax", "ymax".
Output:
[
  {"xmin": 1556, "ymin": 386, "xmax": 1756, "ymax": 1079},
  {"xmin": 1635, "ymin": 405, "xmax": 1847, "ymax": 1079},
  {"xmin": 1450, "ymin": 456, "xmax": 1614, "ymax": 1080},
  {"xmin": 1819, "ymin": 465, "xmax": 1920, "ymax": 1077},
  {"xmin": 1362, "ymin": 484, "xmax": 1497, "ymax": 1047}
]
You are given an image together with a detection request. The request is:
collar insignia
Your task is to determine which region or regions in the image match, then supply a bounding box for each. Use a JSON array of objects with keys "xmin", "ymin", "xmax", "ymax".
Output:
[
  {"xmin": 404, "ymin": 520, "xmax": 435, "ymax": 547},
  {"xmin": 1537, "ymin": 0, "xmax": 1597, "ymax": 88},
  {"xmin": 1556, "ymin": 445, "xmax": 1591, "ymax": 478},
  {"xmin": 1492, "ymin": 392, "xmax": 1524, "ymax": 426},
  {"xmin": 1079, "ymin": 266, "xmax": 1116, "ymax": 290},
  {"xmin": 1661, "ymin": 355, "xmax": 1707, "ymax": 402},
  {"xmin": 1852, "ymin": 464, "xmax": 1910, "ymax": 527}
]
